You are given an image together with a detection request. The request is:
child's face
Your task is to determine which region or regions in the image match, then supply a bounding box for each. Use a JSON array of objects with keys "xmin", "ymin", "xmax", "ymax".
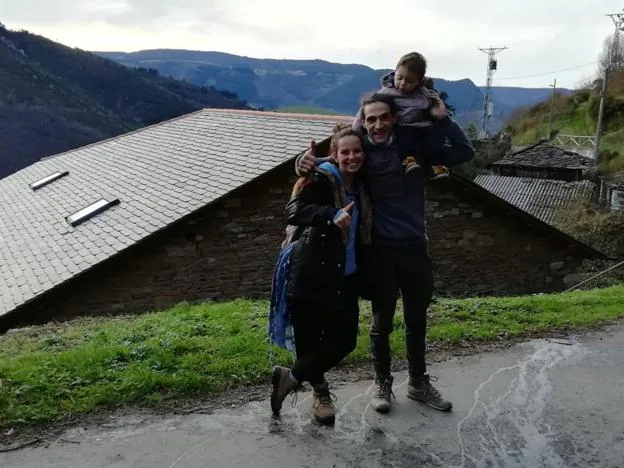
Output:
[{"xmin": 394, "ymin": 65, "xmax": 420, "ymax": 94}]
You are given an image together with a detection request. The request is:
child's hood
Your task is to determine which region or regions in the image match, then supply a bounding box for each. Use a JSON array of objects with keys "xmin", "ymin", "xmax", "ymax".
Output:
[{"xmin": 380, "ymin": 71, "xmax": 438, "ymax": 92}]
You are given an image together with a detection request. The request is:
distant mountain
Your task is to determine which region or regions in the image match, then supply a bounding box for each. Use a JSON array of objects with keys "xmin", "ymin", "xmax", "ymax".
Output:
[
  {"xmin": 480, "ymin": 86, "xmax": 573, "ymax": 109},
  {"xmin": 97, "ymin": 49, "xmax": 516, "ymax": 129},
  {"xmin": 0, "ymin": 28, "xmax": 248, "ymax": 178}
]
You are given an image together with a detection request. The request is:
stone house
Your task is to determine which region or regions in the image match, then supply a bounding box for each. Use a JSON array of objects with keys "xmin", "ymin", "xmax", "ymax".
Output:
[
  {"xmin": 0, "ymin": 110, "xmax": 605, "ymax": 332},
  {"xmin": 489, "ymin": 141, "xmax": 594, "ymax": 181}
]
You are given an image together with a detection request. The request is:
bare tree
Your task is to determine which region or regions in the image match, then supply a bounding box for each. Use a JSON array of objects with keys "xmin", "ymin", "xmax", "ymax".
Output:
[{"xmin": 599, "ymin": 33, "xmax": 624, "ymax": 75}]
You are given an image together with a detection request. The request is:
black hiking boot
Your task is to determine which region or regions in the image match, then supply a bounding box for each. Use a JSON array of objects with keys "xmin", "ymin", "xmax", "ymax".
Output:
[{"xmin": 407, "ymin": 375, "xmax": 452, "ymax": 412}]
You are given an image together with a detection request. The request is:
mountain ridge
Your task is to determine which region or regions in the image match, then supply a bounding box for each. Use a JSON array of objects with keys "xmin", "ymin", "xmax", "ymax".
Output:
[
  {"xmin": 97, "ymin": 49, "xmax": 505, "ymax": 124},
  {"xmin": 98, "ymin": 49, "xmax": 558, "ymax": 127},
  {"xmin": 0, "ymin": 29, "xmax": 248, "ymax": 178}
]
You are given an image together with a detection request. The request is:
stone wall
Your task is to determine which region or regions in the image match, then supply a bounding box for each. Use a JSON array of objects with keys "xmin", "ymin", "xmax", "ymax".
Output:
[
  {"xmin": 4, "ymin": 167, "xmax": 601, "ymax": 330},
  {"xmin": 425, "ymin": 178, "xmax": 594, "ymax": 296},
  {"xmin": 491, "ymin": 166, "xmax": 584, "ymax": 182},
  {"xmin": 472, "ymin": 135, "xmax": 512, "ymax": 165},
  {"xmin": 453, "ymin": 136, "xmax": 511, "ymax": 179}
]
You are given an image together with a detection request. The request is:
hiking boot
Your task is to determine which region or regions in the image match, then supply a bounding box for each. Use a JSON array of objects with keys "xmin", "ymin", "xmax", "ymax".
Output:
[
  {"xmin": 407, "ymin": 375, "xmax": 452, "ymax": 412},
  {"xmin": 428, "ymin": 165, "xmax": 450, "ymax": 180},
  {"xmin": 270, "ymin": 366, "xmax": 298, "ymax": 415},
  {"xmin": 402, "ymin": 156, "xmax": 421, "ymax": 175},
  {"xmin": 371, "ymin": 375, "xmax": 394, "ymax": 414},
  {"xmin": 312, "ymin": 382, "xmax": 337, "ymax": 425}
]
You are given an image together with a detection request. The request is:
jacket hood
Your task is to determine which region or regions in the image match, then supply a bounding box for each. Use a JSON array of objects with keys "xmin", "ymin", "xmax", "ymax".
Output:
[
  {"xmin": 318, "ymin": 161, "xmax": 343, "ymax": 182},
  {"xmin": 380, "ymin": 71, "xmax": 437, "ymax": 91}
]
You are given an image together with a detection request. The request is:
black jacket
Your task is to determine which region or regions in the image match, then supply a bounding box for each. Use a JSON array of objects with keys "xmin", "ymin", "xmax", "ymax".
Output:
[{"xmin": 284, "ymin": 167, "xmax": 372, "ymax": 306}]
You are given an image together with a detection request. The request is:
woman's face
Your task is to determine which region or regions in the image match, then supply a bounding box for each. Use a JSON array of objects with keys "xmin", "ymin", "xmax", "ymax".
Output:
[{"xmin": 336, "ymin": 135, "xmax": 364, "ymax": 175}]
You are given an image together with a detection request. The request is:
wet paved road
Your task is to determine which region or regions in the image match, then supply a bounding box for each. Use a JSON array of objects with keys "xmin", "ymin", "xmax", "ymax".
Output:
[{"xmin": 3, "ymin": 324, "xmax": 624, "ymax": 467}]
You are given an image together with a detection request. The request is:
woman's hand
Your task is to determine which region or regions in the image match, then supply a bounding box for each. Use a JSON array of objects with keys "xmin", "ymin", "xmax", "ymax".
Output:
[
  {"xmin": 297, "ymin": 140, "xmax": 318, "ymax": 175},
  {"xmin": 333, "ymin": 201, "xmax": 354, "ymax": 232}
]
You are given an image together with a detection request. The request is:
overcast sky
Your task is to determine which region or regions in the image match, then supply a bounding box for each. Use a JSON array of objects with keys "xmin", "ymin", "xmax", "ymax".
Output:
[{"xmin": 1, "ymin": 0, "xmax": 623, "ymax": 88}]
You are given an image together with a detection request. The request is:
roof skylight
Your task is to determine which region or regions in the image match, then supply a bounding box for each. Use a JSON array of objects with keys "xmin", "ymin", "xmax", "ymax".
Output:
[
  {"xmin": 66, "ymin": 198, "xmax": 120, "ymax": 227},
  {"xmin": 29, "ymin": 171, "xmax": 69, "ymax": 190}
]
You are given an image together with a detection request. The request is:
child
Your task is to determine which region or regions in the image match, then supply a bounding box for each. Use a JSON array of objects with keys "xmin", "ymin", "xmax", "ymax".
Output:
[{"xmin": 353, "ymin": 52, "xmax": 449, "ymax": 179}]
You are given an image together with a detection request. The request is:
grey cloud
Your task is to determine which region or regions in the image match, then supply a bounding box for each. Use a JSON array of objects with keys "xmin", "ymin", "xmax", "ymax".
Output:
[
  {"xmin": 2, "ymin": 0, "xmax": 299, "ymax": 42},
  {"xmin": 426, "ymin": 0, "xmax": 614, "ymax": 28},
  {"xmin": 191, "ymin": 14, "xmax": 303, "ymax": 45},
  {"xmin": 2, "ymin": 0, "xmax": 221, "ymax": 25}
]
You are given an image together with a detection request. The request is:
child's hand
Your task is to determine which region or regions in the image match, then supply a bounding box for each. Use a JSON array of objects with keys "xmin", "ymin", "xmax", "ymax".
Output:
[
  {"xmin": 297, "ymin": 140, "xmax": 317, "ymax": 175},
  {"xmin": 333, "ymin": 201, "xmax": 354, "ymax": 232},
  {"xmin": 427, "ymin": 90, "xmax": 448, "ymax": 120}
]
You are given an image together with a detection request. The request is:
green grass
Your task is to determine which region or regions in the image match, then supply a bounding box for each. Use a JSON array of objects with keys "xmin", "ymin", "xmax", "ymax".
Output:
[
  {"xmin": 1, "ymin": 286, "xmax": 624, "ymax": 428},
  {"xmin": 507, "ymin": 101, "xmax": 597, "ymax": 146},
  {"xmin": 275, "ymin": 105, "xmax": 345, "ymax": 115},
  {"xmin": 505, "ymin": 89, "xmax": 624, "ymax": 173}
]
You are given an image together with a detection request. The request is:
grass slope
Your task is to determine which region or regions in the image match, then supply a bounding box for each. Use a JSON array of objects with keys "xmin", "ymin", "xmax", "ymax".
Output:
[
  {"xmin": 504, "ymin": 78, "xmax": 624, "ymax": 174},
  {"xmin": 1, "ymin": 285, "xmax": 624, "ymax": 428}
]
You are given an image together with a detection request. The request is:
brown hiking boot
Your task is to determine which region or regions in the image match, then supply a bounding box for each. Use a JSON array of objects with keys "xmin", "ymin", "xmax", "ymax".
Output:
[
  {"xmin": 429, "ymin": 165, "xmax": 450, "ymax": 180},
  {"xmin": 407, "ymin": 375, "xmax": 452, "ymax": 412},
  {"xmin": 402, "ymin": 156, "xmax": 421, "ymax": 175},
  {"xmin": 270, "ymin": 366, "xmax": 298, "ymax": 415},
  {"xmin": 371, "ymin": 375, "xmax": 394, "ymax": 414},
  {"xmin": 312, "ymin": 382, "xmax": 337, "ymax": 425}
]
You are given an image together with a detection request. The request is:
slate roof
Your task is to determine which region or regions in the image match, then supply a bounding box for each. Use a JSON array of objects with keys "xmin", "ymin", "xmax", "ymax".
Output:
[
  {"xmin": 491, "ymin": 142, "xmax": 594, "ymax": 170},
  {"xmin": 0, "ymin": 109, "xmax": 350, "ymax": 318},
  {"xmin": 474, "ymin": 174, "xmax": 596, "ymax": 226}
]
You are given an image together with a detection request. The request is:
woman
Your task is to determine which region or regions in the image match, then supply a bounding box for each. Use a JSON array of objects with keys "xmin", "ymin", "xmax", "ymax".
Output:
[{"xmin": 270, "ymin": 126, "xmax": 372, "ymax": 425}]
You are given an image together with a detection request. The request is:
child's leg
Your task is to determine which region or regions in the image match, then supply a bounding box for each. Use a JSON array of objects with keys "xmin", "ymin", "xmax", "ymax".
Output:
[{"xmin": 418, "ymin": 126, "xmax": 449, "ymax": 180}]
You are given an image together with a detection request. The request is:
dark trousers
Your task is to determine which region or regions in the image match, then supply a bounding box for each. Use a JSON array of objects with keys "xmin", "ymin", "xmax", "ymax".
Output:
[
  {"xmin": 369, "ymin": 243, "xmax": 433, "ymax": 381},
  {"xmin": 290, "ymin": 275, "xmax": 360, "ymax": 386}
]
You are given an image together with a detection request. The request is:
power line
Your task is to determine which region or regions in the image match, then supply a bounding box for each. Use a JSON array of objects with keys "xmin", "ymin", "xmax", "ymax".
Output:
[
  {"xmin": 496, "ymin": 61, "xmax": 598, "ymax": 81},
  {"xmin": 559, "ymin": 76, "xmax": 596, "ymax": 89}
]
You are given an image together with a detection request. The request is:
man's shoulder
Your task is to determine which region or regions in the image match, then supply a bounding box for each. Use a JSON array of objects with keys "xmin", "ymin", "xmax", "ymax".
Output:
[{"xmin": 377, "ymin": 87, "xmax": 401, "ymax": 97}]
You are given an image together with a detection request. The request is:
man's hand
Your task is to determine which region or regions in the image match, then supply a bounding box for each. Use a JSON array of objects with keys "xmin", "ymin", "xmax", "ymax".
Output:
[
  {"xmin": 333, "ymin": 201, "xmax": 354, "ymax": 233},
  {"xmin": 428, "ymin": 90, "xmax": 448, "ymax": 120},
  {"xmin": 297, "ymin": 140, "xmax": 318, "ymax": 175}
]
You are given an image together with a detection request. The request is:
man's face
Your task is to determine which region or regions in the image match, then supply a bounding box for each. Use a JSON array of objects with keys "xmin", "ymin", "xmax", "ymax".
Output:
[{"xmin": 362, "ymin": 102, "xmax": 396, "ymax": 144}]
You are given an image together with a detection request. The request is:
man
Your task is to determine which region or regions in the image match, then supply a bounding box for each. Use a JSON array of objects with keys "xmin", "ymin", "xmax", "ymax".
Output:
[{"xmin": 296, "ymin": 91, "xmax": 474, "ymax": 414}]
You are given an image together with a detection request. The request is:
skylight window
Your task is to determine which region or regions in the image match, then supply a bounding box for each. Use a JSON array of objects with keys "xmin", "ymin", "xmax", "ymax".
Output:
[
  {"xmin": 29, "ymin": 171, "xmax": 69, "ymax": 190},
  {"xmin": 66, "ymin": 198, "xmax": 120, "ymax": 227}
]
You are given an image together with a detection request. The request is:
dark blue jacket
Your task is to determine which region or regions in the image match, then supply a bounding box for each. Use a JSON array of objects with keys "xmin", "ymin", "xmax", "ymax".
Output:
[{"xmin": 362, "ymin": 116, "xmax": 474, "ymax": 245}]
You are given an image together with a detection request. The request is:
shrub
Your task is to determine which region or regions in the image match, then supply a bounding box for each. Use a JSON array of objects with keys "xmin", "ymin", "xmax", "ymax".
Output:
[{"xmin": 556, "ymin": 200, "xmax": 624, "ymax": 258}]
